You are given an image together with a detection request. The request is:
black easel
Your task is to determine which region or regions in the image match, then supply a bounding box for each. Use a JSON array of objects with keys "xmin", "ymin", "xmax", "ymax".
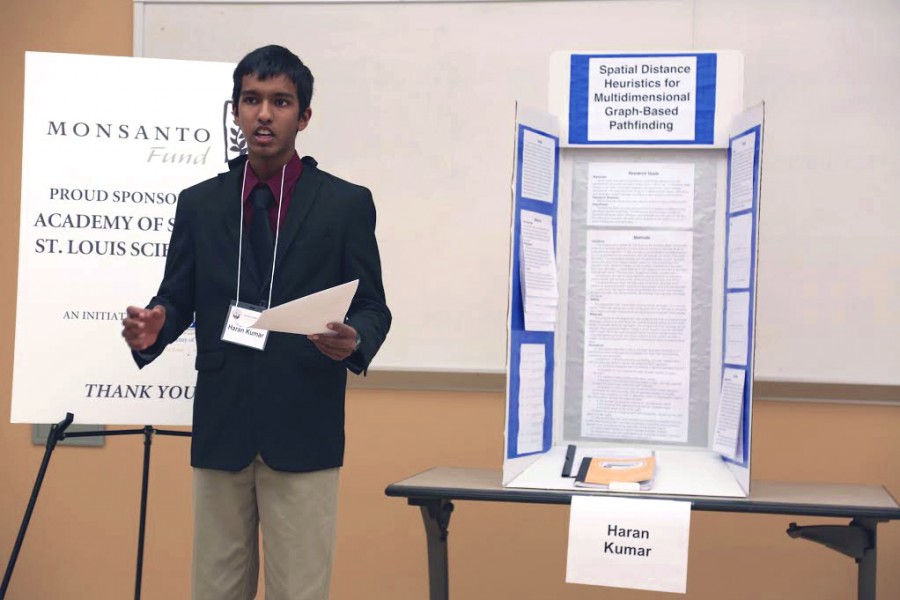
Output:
[{"xmin": 1, "ymin": 413, "xmax": 191, "ymax": 600}]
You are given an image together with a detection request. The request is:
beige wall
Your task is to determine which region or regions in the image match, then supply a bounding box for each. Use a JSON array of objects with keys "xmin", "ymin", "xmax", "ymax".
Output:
[{"xmin": 1, "ymin": 1, "xmax": 898, "ymax": 598}]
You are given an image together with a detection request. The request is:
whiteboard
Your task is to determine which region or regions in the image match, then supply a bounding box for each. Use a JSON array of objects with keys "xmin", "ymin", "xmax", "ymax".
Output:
[
  {"xmin": 135, "ymin": 0, "xmax": 900, "ymax": 385},
  {"xmin": 135, "ymin": 0, "xmax": 693, "ymax": 374},
  {"xmin": 693, "ymin": 0, "xmax": 900, "ymax": 385}
]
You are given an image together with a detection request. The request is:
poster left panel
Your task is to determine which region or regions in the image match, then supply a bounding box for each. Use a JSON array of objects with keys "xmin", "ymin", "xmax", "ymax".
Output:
[{"xmin": 13, "ymin": 52, "xmax": 240, "ymax": 425}]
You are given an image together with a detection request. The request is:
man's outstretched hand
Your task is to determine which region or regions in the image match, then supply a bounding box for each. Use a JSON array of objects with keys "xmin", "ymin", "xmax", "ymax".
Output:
[
  {"xmin": 308, "ymin": 322, "xmax": 358, "ymax": 361},
  {"xmin": 122, "ymin": 305, "xmax": 166, "ymax": 351}
]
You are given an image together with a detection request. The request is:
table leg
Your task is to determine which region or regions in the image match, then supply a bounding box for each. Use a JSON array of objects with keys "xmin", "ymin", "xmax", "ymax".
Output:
[
  {"xmin": 411, "ymin": 498, "xmax": 454, "ymax": 600},
  {"xmin": 854, "ymin": 519, "xmax": 877, "ymax": 600},
  {"xmin": 786, "ymin": 518, "xmax": 880, "ymax": 600}
]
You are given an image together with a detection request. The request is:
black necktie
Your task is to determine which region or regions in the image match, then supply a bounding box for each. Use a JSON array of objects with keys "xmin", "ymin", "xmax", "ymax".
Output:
[{"xmin": 249, "ymin": 183, "xmax": 275, "ymax": 280}]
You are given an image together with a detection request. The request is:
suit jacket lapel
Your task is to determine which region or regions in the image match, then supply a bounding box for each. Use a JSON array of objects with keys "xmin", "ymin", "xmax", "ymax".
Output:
[{"xmin": 274, "ymin": 165, "xmax": 324, "ymax": 273}]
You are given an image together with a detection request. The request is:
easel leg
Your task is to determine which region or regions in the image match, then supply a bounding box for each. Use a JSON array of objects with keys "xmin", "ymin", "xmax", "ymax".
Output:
[
  {"xmin": 1, "ymin": 419, "xmax": 189, "ymax": 599},
  {"xmin": 0, "ymin": 413, "xmax": 73, "ymax": 599},
  {"xmin": 134, "ymin": 426, "xmax": 154, "ymax": 600},
  {"xmin": 412, "ymin": 498, "xmax": 453, "ymax": 600}
]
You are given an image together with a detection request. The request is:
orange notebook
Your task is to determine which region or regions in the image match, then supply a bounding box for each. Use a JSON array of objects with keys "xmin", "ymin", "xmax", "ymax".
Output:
[{"xmin": 574, "ymin": 454, "xmax": 656, "ymax": 490}]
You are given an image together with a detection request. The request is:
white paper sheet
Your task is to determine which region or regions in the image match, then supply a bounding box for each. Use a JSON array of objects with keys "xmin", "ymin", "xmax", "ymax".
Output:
[
  {"xmin": 724, "ymin": 291, "xmax": 750, "ymax": 366},
  {"xmin": 516, "ymin": 343, "xmax": 546, "ymax": 454},
  {"xmin": 567, "ymin": 496, "xmax": 691, "ymax": 593},
  {"xmin": 726, "ymin": 213, "xmax": 753, "ymax": 289},
  {"xmin": 588, "ymin": 163, "xmax": 694, "ymax": 229},
  {"xmin": 250, "ymin": 280, "xmax": 359, "ymax": 335},
  {"xmin": 520, "ymin": 210, "xmax": 558, "ymax": 298},
  {"xmin": 520, "ymin": 209, "xmax": 558, "ymax": 332},
  {"xmin": 728, "ymin": 131, "xmax": 756, "ymax": 213},
  {"xmin": 712, "ymin": 368, "xmax": 746, "ymax": 459},
  {"xmin": 582, "ymin": 230, "xmax": 693, "ymax": 443},
  {"xmin": 521, "ymin": 129, "xmax": 556, "ymax": 203},
  {"xmin": 523, "ymin": 296, "xmax": 558, "ymax": 332}
]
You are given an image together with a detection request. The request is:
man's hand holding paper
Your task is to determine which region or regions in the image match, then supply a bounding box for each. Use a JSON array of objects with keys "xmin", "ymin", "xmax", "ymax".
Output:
[
  {"xmin": 249, "ymin": 279, "xmax": 360, "ymax": 360},
  {"xmin": 308, "ymin": 322, "xmax": 359, "ymax": 361}
]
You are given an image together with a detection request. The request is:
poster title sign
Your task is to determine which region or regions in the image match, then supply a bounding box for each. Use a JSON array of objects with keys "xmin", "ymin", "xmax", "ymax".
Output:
[
  {"xmin": 12, "ymin": 52, "xmax": 240, "ymax": 425},
  {"xmin": 569, "ymin": 53, "xmax": 717, "ymax": 145}
]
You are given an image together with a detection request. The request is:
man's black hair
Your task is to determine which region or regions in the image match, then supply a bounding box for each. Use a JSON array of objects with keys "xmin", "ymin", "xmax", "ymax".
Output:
[{"xmin": 232, "ymin": 45, "xmax": 314, "ymax": 113}]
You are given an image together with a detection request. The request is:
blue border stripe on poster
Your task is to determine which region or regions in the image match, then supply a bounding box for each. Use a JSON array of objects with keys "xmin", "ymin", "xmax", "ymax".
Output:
[
  {"xmin": 507, "ymin": 123, "xmax": 559, "ymax": 459},
  {"xmin": 568, "ymin": 53, "xmax": 717, "ymax": 145},
  {"xmin": 721, "ymin": 124, "xmax": 762, "ymax": 467},
  {"xmin": 568, "ymin": 55, "xmax": 591, "ymax": 146},
  {"xmin": 694, "ymin": 53, "xmax": 717, "ymax": 143}
]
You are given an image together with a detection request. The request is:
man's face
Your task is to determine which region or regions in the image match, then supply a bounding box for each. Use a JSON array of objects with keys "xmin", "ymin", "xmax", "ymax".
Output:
[{"xmin": 233, "ymin": 73, "xmax": 311, "ymax": 167}]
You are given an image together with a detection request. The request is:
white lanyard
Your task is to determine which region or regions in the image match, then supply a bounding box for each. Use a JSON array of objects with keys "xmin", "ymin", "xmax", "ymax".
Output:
[{"xmin": 236, "ymin": 161, "xmax": 286, "ymax": 308}]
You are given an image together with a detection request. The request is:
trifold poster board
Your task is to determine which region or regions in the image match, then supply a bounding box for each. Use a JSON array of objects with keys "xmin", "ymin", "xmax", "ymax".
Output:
[{"xmin": 504, "ymin": 51, "xmax": 764, "ymax": 498}]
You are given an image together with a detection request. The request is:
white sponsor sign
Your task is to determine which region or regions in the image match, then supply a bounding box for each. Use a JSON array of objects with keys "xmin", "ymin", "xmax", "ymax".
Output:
[
  {"xmin": 567, "ymin": 495, "xmax": 691, "ymax": 593},
  {"xmin": 12, "ymin": 52, "xmax": 240, "ymax": 425}
]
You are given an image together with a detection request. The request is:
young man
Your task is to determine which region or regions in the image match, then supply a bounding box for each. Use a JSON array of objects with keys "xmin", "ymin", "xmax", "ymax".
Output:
[{"xmin": 122, "ymin": 45, "xmax": 391, "ymax": 600}]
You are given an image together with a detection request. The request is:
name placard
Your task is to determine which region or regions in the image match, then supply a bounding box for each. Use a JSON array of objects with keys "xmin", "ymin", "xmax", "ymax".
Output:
[{"xmin": 566, "ymin": 495, "xmax": 691, "ymax": 593}]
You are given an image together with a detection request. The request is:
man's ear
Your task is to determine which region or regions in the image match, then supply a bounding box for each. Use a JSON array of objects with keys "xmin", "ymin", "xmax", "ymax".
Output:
[
  {"xmin": 232, "ymin": 102, "xmax": 239, "ymax": 123},
  {"xmin": 297, "ymin": 107, "xmax": 312, "ymax": 132}
]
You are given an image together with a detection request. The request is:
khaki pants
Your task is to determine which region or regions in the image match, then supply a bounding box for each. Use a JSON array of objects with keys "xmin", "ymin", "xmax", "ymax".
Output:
[{"xmin": 192, "ymin": 455, "xmax": 340, "ymax": 600}]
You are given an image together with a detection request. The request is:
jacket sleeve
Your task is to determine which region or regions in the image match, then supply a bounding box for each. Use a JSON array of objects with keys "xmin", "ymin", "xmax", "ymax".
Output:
[
  {"xmin": 132, "ymin": 190, "xmax": 197, "ymax": 368},
  {"xmin": 341, "ymin": 188, "xmax": 391, "ymax": 375}
]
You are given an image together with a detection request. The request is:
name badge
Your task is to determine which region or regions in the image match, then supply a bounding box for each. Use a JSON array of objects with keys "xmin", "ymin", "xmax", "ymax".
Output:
[{"xmin": 221, "ymin": 300, "xmax": 269, "ymax": 350}]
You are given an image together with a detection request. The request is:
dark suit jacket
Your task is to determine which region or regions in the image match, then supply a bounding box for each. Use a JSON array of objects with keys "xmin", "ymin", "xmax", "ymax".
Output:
[{"xmin": 134, "ymin": 155, "xmax": 391, "ymax": 472}]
